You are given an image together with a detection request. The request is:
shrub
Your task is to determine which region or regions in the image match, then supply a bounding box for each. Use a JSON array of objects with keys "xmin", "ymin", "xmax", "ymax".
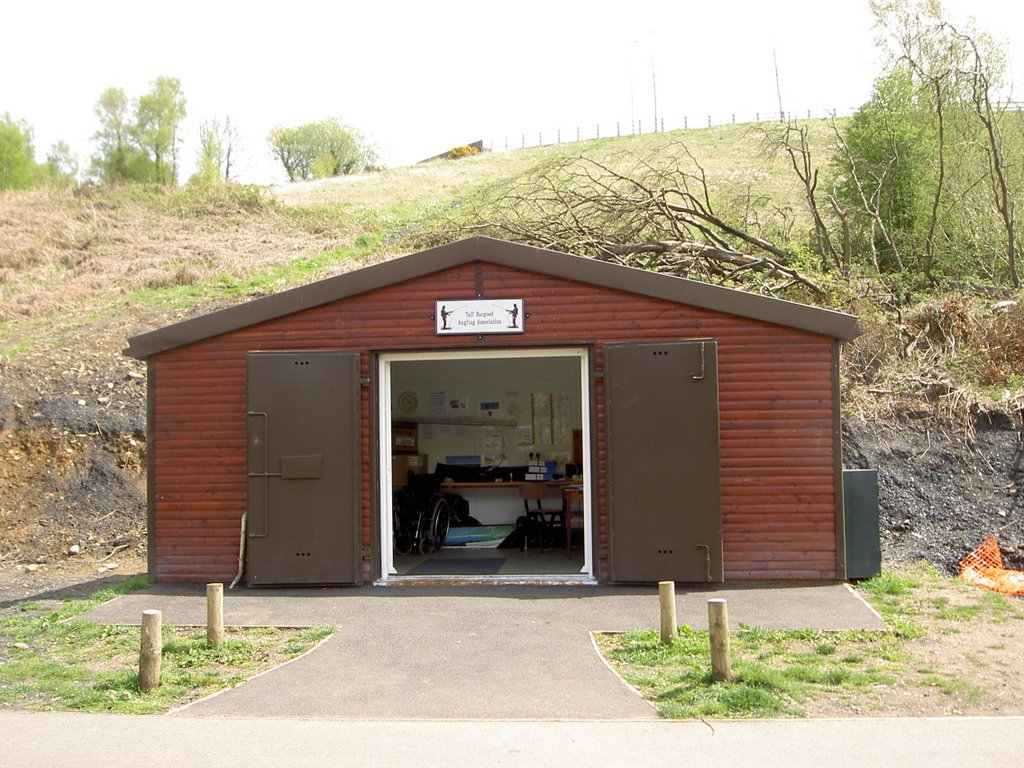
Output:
[{"xmin": 447, "ymin": 145, "xmax": 480, "ymax": 160}]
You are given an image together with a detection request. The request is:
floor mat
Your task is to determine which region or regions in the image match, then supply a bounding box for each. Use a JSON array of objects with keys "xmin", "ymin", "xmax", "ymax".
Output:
[{"xmin": 406, "ymin": 557, "xmax": 506, "ymax": 575}]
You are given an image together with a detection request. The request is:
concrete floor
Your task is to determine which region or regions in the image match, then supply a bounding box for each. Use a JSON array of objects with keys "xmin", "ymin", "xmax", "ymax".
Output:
[{"xmin": 394, "ymin": 546, "xmax": 587, "ymax": 577}]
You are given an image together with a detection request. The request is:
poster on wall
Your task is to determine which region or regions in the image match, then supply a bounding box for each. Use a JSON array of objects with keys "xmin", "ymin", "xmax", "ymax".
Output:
[
  {"xmin": 516, "ymin": 425, "xmax": 534, "ymax": 449},
  {"xmin": 553, "ymin": 393, "xmax": 570, "ymax": 444},
  {"xmin": 448, "ymin": 396, "xmax": 469, "ymax": 415},
  {"xmin": 482, "ymin": 427, "xmax": 503, "ymax": 452},
  {"xmin": 531, "ymin": 392, "xmax": 553, "ymax": 445},
  {"xmin": 428, "ymin": 392, "xmax": 446, "ymax": 418}
]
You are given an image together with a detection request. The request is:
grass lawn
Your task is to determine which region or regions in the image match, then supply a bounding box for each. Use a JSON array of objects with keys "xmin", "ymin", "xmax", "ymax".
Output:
[
  {"xmin": 595, "ymin": 563, "xmax": 1024, "ymax": 719},
  {"xmin": 0, "ymin": 575, "xmax": 332, "ymax": 714}
]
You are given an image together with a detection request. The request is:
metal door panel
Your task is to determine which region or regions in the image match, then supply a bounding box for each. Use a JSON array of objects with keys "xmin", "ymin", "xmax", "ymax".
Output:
[
  {"xmin": 247, "ymin": 351, "xmax": 360, "ymax": 585},
  {"xmin": 280, "ymin": 455, "xmax": 323, "ymax": 479},
  {"xmin": 606, "ymin": 340, "xmax": 722, "ymax": 582}
]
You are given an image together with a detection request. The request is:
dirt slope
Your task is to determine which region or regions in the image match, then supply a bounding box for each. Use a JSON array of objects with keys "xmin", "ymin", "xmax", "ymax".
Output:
[{"xmin": 844, "ymin": 414, "xmax": 1023, "ymax": 571}]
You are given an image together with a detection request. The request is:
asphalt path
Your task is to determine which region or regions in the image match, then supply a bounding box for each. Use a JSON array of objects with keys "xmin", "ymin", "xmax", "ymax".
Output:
[
  {"xmin": 3, "ymin": 711, "xmax": 1023, "ymax": 767},
  {"xmin": 79, "ymin": 583, "xmax": 884, "ymax": 720}
]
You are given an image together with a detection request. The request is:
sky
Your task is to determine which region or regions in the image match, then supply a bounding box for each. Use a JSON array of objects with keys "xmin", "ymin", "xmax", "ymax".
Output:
[{"xmin": 3, "ymin": 0, "xmax": 1023, "ymax": 184}]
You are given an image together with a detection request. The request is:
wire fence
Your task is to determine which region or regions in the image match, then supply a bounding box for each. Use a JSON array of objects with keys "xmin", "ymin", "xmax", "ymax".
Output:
[
  {"xmin": 484, "ymin": 100, "xmax": 1024, "ymax": 154},
  {"xmin": 483, "ymin": 107, "xmax": 861, "ymax": 154}
]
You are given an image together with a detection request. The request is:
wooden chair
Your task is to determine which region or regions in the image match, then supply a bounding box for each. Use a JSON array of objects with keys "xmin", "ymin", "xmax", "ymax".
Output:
[
  {"xmin": 562, "ymin": 486, "xmax": 584, "ymax": 557},
  {"xmin": 519, "ymin": 483, "xmax": 564, "ymax": 552}
]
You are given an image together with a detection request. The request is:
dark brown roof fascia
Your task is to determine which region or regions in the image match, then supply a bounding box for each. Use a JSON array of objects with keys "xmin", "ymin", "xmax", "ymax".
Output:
[
  {"xmin": 124, "ymin": 236, "xmax": 860, "ymax": 359},
  {"xmin": 474, "ymin": 238, "xmax": 861, "ymax": 341}
]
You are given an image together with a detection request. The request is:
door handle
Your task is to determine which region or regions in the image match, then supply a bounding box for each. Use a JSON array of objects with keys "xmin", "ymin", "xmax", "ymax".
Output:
[{"xmin": 247, "ymin": 411, "xmax": 274, "ymax": 538}]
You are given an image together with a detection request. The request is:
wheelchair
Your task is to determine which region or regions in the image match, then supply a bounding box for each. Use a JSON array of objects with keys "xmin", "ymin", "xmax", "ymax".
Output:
[{"xmin": 393, "ymin": 472, "xmax": 455, "ymax": 556}]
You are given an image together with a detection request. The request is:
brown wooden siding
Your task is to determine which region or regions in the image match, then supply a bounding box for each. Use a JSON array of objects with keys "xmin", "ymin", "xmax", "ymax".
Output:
[{"xmin": 150, "ymin": 262, "xmax": 838, "ymax": 582}]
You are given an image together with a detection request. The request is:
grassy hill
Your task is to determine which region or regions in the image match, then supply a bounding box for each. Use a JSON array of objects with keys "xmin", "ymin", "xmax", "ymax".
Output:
[{"xmin": 1, "ymin": 122, "xmax": 822, "ymax": 361}]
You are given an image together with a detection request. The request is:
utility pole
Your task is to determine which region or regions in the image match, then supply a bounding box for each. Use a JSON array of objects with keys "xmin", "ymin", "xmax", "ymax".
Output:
[
  {"xmin": 774, "ymin": 48, "xmax": 785, "ymax": 122},
  {"xmin": 630, "ymin": 39, "xmax": 637, "ymax": 134},
  {"xmin": 650, "ymin": 31, "xmax": 659, "ymax": 131}
]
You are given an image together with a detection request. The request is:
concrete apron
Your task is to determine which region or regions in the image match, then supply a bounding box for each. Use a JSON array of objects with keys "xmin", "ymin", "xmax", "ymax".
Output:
[{"xmin": 80, "ymin": 584, "xmax": 885, "ymax": 721}]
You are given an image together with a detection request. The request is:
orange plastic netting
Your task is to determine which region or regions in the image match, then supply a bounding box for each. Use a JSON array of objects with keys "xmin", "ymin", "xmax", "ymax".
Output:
[{"xmin": 958, "ymin": 536, "xmax": 1024, "ymax": 596}]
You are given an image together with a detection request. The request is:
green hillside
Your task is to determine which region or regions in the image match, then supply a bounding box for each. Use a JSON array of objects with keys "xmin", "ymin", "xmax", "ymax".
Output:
[{"xmin": 0, "ymin": 119, "xmax": 1021, "ymax": 419}]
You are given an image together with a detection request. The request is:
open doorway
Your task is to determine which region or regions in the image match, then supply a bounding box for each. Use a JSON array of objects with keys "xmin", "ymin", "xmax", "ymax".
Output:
[{"xmin": 378, "ymin": 348, "xmax": 593, "ymax": 582}]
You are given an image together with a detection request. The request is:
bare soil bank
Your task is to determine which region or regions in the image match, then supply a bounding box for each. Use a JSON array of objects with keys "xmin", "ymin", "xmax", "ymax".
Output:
[{"xmin": 844, "ymin": 413, "xmax": 1023, "ymax": 572}]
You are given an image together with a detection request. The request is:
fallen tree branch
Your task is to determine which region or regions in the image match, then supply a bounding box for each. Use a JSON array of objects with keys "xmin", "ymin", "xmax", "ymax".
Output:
[{"xmin": 465, "ymin": 150, "xmax": 822, "ymax": 297}]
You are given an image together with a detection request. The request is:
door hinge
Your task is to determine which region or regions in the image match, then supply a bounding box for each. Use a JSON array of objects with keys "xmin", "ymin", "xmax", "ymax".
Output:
[{"xmin": 360, "ymin": 376, "xmax": 371, "ymax": 387}]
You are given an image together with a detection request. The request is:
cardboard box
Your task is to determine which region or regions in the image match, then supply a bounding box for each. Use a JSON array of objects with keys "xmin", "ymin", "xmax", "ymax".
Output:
[{"xmin": 393, "ymin": 454, "xmax": 428, "ymax": 485}]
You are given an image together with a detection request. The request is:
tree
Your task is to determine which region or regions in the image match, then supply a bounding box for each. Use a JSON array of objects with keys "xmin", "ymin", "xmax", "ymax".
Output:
[
  {"xmin": 268, "ymin": 118, "xmax": 377, "ymax": 181},
  {"xmin": 90, "ymin": 87, "xmax": 149, "ymax": 183},
  {"xmin": 758, "ymin": 120, "xmax": 842, "ymax": 274},
  {"xmin": 191, "ymin": 116, "xmax": 243, "ymax": 185},
  {"xmin": 89, "ymin": 78, "xmax": 188, "ymax": 185},
  {"xmin": 46, "ymin": 141, "xmax": 78, "ymax": 187},
  {"xmin": 135, "ymin": 76, "xmax": 187, "ymax": 184},
  {"xmin": 0, "ymin": 114, "xmax": 43, "ymax": 190},
  {"xmin": 832, "ymin": 66, "xmax": 933, "ymax": 274},
  {"xmin": 267, "ymin": 125, "xmax": 311, "ymax": 182},
  {"xmin": 192, "ymin": 122, "xmax": 223, "ymax": 186},
  {"xmin": 952, "ymin": 26, "xmax": 1020, "ymax": 288}
]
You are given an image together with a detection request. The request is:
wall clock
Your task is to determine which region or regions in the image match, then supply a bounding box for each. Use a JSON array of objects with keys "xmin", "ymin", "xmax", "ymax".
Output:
[{"xmin": 398, "ymin": 390, "xmax": 418, "ymax": 414}]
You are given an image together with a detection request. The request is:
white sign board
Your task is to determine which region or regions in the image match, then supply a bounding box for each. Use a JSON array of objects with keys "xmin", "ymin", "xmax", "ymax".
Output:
[{"xmin": 435, "ymin": 299, "xmax": 525, "ymax": 335}]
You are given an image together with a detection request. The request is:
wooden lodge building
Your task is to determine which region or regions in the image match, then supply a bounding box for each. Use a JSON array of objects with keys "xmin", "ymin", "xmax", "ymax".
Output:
[{"xmin": 124, "ymin": 237, "xmax": 863, "ymax": 586}]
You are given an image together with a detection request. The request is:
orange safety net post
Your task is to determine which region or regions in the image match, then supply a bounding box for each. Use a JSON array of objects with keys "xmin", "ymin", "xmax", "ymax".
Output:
[{"xmin": 958, "ymin": 536, "xmax": 1024, "ymax": 596}]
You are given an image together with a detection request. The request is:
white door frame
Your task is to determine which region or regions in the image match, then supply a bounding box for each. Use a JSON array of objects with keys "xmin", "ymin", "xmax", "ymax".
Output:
[{"xmin": 377, "ymin": 347, "xmax": 593, "ymax": 582}]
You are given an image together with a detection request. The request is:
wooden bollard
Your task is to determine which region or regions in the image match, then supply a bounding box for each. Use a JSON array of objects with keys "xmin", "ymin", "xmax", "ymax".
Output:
[
  {"xmin": 658, "ymin": 581, "xmax": 678, "ymax": 644},
  {"xmin": 207, "ymin": 583, "xmax": 224, "ymax": 649},
  {"xmin": 139, "ymin": 609, "xmax": 162, "ymax": 693},
  {"xmin": 708, "ymin": 598, "xmax": 734, "ymax": 682}
]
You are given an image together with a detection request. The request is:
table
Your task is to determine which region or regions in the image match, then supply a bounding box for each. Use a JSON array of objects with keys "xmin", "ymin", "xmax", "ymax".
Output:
[{"xmin": 440, "ymin": 480, "xmax": 582, "ymax": 555}]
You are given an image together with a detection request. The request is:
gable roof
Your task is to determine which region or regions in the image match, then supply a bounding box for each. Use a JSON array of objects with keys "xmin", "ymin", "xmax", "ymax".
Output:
[{"xmin": 124, "ymin": 236, "xmax": 860, "ymax": 359}]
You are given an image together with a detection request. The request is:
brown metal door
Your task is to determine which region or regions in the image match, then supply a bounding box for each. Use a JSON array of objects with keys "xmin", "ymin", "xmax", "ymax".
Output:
[
  {"xmin": 247, "ymin": 351, "xmax": 361, "ymax": 585},
  {"xmin": 606, "ymin": 340, "xmax": 722, "ymax": 582}
]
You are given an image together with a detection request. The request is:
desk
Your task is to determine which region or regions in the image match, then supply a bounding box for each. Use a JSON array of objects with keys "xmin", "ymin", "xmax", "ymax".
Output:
[{"xmin": 439, "ymin": 481, "xmax": 569, "ymax": 489}]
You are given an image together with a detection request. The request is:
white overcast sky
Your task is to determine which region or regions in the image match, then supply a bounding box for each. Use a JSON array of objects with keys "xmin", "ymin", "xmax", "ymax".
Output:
[{"xmin": 3, "ymin": 0, "xmax": 1023, "ymax": 184}]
